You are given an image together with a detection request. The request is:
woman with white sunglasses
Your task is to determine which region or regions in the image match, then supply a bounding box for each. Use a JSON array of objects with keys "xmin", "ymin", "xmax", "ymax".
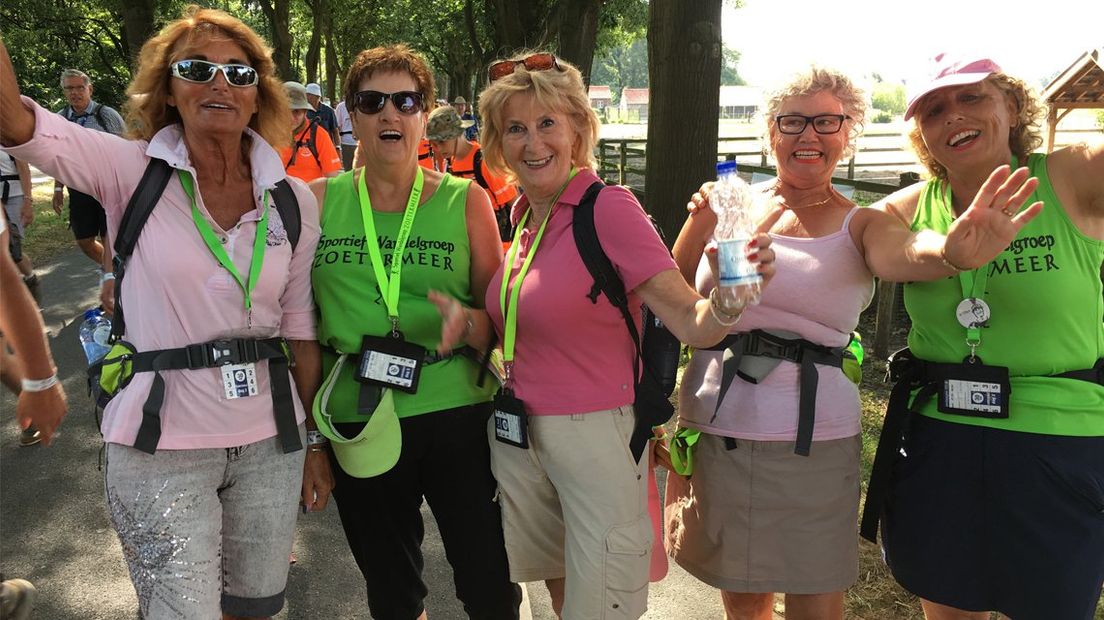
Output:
[{"xmin": 0, "ymin": 6, "xmax": 328, "ymax": 618}]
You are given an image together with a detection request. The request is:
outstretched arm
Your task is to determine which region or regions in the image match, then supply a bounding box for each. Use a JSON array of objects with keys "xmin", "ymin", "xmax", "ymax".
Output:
[{"xmin": 0, "ymin": 39, "xmax": 35, "ymax": 147}]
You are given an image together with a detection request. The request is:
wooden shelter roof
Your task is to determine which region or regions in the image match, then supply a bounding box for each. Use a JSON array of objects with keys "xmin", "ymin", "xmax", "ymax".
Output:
[{"xmin": 1042, "ymin": 48, "xmax": 1103, "ymax": 107}]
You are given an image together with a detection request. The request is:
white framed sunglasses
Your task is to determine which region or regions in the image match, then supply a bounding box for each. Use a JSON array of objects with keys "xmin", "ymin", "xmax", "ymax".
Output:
[{"xmin": 170, "ymin": 59, "xmax": 259, "ymax": 88}]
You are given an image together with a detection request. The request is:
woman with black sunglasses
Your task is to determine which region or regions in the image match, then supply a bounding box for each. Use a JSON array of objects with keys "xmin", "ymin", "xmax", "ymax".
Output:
[
  {"xmin": 303, "ymin": 44, "xmax": 521, "ymax": 620},
  {"xmin": 0, "ymin": 6, "xmax": 329, "ymax": 619},
  {"xmin": 665, "ymin": 67, "xmax": 1041, "ymax": 620}
]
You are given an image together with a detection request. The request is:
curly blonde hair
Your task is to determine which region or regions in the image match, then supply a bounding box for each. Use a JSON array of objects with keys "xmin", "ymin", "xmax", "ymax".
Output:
[
  {"xmin": 761, "ymin": 66, "xmax": 867, "ymax": 160},
  {"xmin": 907, "ymin": 74, "xmax": 1044, "ymax": 181},
  {"xmin": 477, "ymin": 52, "xmax": 599, "ymax": 180},
  {"xmin": 124, "ymin": 5, "xmax": 291, "ymax": 148},
  {"xmin": 342, "ymin": 45, "xmax": 436, "ymax": 117}
]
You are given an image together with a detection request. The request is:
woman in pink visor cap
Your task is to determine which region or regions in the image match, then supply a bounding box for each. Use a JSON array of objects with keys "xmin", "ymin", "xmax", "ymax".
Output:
[{"xmin": 862, "ymin": 52, "xmax": 1104, "ymax": 620}]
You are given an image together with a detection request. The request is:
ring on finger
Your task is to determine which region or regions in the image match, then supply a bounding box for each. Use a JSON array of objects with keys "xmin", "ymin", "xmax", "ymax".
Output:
[{"xmin": 1001, "ymin": 208, "xmax": 1015, "ymax": 216}]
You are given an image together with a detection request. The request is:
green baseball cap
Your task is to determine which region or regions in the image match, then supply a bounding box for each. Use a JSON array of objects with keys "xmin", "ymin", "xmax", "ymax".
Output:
[{"xmin": 312, "ymin": 356, "xmax": 401, "ymax": 478}]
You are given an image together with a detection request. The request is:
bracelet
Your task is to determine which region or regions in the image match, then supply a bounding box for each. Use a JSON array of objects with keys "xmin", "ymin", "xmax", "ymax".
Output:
[
  {"xmin": 306, "ymin": 429, "xmax": 329, "ymax": 446},
  {"xmin": 307, "ymin": 444, "xmax": 328, "ymax": 453},
  {"xmin": 708, "ymin": 289, "xmax": 741, "ymax": 326},
  {"xmin": 100, "ymin": 272, "xmax": 116, "ymax": 285},
  {"xmin": 460, "ymin": 309, "xmax": 474, "ymax": 340},
  {"xmin": 21, "ymin": 373, "xmax": 59, "ymax": 393},
  {"xmin": 940, "ymin": 247, "xmax": 969, "ymax": 273},
  {"xmin": 53, "ymin": 187, "xmax": 63, "ymax": 194}
]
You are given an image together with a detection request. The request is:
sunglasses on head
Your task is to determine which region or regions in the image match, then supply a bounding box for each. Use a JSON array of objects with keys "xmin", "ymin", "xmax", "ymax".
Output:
[
  {"xmin": 170, "ymin": 59, "xmax": 259, "ymax": 88},
  {"xmin": 488, "ymin": 53, "xmax": 559, "ymax": 82},
  {"xmin": 352, "ymin": 90, "xmax": 425, "ymax": 115}
]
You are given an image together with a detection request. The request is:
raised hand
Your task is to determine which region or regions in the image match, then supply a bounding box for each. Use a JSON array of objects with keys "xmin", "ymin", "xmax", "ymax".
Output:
[
  {"xmin": 943, "ymin": 165, "xmax": 1044, "ymax": 270},
  {"xmin": 427, "ymin": 289, "xmax": 471, "ymax": 354}
]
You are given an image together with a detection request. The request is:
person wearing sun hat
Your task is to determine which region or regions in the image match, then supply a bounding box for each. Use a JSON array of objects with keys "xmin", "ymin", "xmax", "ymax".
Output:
[
  {"xmin": 305, "ymin": 81, "xmax": 340, "ymax": 145},
  {"xmin": 426, "ymin": 105, "xmax": 517, "ymax": 240},
  {"xmin": 861, "ymin": 52, "xmax": 1104, "ymax": 620},
  {"xmin": 452, "ymin": 95, "xmax": 480, "ymax": 140},
  {"xmin": 280, "ymin": 81, "xmax": 342, "ymax": 182}
]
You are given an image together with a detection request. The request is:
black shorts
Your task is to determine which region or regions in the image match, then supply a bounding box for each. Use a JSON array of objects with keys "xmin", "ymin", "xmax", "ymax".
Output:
[
  {"xmin": 882, "ymin": 413, "xmax": 1104, "ymax": 620},
  {"xmin": 68, "ymin": 188, "xmax": 107, "ymax": 240}
]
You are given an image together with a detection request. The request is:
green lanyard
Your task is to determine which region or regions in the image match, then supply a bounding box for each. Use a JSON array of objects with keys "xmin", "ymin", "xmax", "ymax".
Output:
[
  {"xmin": 178, "ymin": 170, "xmax": 269, "ymax": 323},
  {"xmin": 357, "ymin": 166, "xmax": 424, "ymax": 335},
  {"xmin": 498, "ymin": 169, "xmax": 577, "ymax": 383}
]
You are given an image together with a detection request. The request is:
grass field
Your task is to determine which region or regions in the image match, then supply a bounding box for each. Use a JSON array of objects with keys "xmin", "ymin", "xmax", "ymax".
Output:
[{"xmin": 17, "ymin": 182, "xmax": 75, "ymax": 264}]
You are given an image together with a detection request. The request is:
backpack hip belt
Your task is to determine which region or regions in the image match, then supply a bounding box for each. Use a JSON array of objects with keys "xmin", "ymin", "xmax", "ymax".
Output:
[
  {"xmin": 120, "ymin": 337, "xmax": 300, "ymax": 455},
  {"xmin": 702, "ymin": 329, "xmax": 846, "ymax": 457},
  {"xmin": 859, "ymin": 348, "xmax": 1104, "ymax": 544},
  {"xmin": 1, "ymin": 174, "xmax": 19, "ymax": 202}
]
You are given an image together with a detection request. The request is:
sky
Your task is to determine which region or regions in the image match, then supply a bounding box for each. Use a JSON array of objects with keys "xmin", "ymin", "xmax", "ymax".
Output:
[{"xmin": 722, "ymin": 0, "xmax": 1103, "ymax": 89}]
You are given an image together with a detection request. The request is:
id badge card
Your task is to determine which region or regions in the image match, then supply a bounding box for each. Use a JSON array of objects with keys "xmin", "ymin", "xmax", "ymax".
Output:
[
  {"xmin": 221, "ymin": 363, "xmax": 259, "ymax": 399},
  {"xmin": 937, "ymin": 359, "xmax": 1011, "ymax": 419},
  {"xmin": 493, "ymin": 389, "xmax": 529, "ymax": 448},
  {"xmin": 356, "ymin": 333, "xmax": 425, "ymax": 394}
]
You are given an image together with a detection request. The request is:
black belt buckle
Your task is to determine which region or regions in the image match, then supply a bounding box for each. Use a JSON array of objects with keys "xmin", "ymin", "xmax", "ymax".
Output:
[
  {"xmin": 886, "ymin": 347, "xmax": 914, "ymax": 383},
  {"xmin": 751, "ymin": 333, "xmax": 800, "ymax": 362},
  {"xmin": 187, "ymin": 339, "xmax": 257, "ymax": 368}
]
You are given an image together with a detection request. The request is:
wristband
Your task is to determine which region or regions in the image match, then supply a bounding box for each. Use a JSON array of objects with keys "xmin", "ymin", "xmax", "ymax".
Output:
[
  {"xmin": 460, "ymin": 310, "xmax": 474, "ymax": 340},
  {"xmin": 53, "ymin": 187, "xmax": 63, "ymax": 193},
  {"xmin": 708, "ymin": 289, "xmax": 741, "ymax": 327},
  {"xmin": 21, "ymin": 373, "xmax": 59, "ymax": 393},
  {"xmin": 306, "ymin": 429, "xmax": 329, "ymax": 446},
  {"xmin": 100, "ymin": 271, "xmax": 116, "ymax": 285},
  {"xmin": 940, "ymin": 247, "xmax": 968, "ymax": 273}
]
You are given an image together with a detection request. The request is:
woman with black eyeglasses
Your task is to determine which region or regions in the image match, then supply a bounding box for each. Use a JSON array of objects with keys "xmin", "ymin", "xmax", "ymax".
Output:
[
  {"xmin": 665, "ymin": 67, "xmax": 1041, "ymax": 620},
  {"xmin": 1, "ymin": 6, "xmax": 330, "ymax": 619},
  {"xmin": 302, "ymin": 44, "xmax": 521, "ymax": 620}
]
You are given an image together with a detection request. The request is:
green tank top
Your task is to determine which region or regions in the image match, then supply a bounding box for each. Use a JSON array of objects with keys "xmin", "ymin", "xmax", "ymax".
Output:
[
  {"xmin": 904, "ymin": 153, "xmax": 1104, "ymax": 435},
  {"xmin": 312, "ymin": 170, "xmax": 494, "ymax": 421}
]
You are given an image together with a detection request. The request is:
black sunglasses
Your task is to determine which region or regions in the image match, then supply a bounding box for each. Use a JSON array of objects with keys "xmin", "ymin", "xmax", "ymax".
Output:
[
  {"xmin": 488, "ymin": 53, "xmax": 560, "ymax": 82},
  {"xmin": 170, "ymin": 60, "xmax": 259, "ymax": 88},
  {"xmin": 352, "ymin": 90, "xmax": 425, "ymax": 115},
  {"xmin": 774, "ymin": 114, "xmax": 851, "ymax": 135}
]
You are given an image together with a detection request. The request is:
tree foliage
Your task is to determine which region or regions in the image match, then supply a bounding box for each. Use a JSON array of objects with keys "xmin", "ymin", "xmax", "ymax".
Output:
[{"xmin": 871, "ymin": 82, "xmax": 906, "ymax": 116}]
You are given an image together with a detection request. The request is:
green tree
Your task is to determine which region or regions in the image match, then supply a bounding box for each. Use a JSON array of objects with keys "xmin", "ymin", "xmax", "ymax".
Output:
[
  {"xmin": 590, "ymin": 38, "xmax": 648, "ymax": 104},
  {"xmin": 719, "ymin": 46, "xmax": 744, "ymax": 85},
  {"xmin": 871, "ymin": 82, "xmax": 906, "ymax": 116}
]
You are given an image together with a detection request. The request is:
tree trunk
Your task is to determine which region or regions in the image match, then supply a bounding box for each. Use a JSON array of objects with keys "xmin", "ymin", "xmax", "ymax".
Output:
[
  {"xmin": 645, "ymin": 0, "xmax": 722, "ymax": 244},
  {"xmin": 258, "ymin": 0, "xmax": 294, "ymax": 79},
  {"xmin": 324, "ymin": 7, "xmax": 339, "ymax": 100},
  {"xmin": 119, "ymin": 0, "xmax": 156, "ymax": 70},
  {"xmin": 556, "ymin": 0, "xmax": 603, "ymax": 85},
  {"xmin": 304, "ymin": 0, "xmax": 324, "ymax": 84}
]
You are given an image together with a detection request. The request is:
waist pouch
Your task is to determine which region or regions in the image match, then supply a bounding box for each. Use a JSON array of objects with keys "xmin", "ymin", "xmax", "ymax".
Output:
[
  {"xmin": 701, "ymin": 329, "xmax": 847, "ymax": 456},
  {"xmin": 89, "ymin": 337, "xmax": 300, "ymax": 455},
  {"xmin": 859, "ymin": 348, "xmax": 1104, "ymax": 544}
]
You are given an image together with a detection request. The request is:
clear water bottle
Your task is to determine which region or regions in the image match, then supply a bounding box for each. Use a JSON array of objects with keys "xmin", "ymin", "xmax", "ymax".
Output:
[
  {"xmin": 710, "ymin": 161, "xmax": 762, "ymax": 309},
  {"xmin": 79, "ymin": 308, "xmax": 112, "ymax": 365}
]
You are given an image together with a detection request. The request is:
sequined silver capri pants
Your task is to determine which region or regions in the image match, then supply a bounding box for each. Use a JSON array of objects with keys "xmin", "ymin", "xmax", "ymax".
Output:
[{"xmin": 104, "ymin": 427, "xmax": 306, "ymax": 619}]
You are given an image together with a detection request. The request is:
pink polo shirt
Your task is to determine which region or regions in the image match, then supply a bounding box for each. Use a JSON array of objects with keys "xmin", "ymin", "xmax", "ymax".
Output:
[
  {"xmin": 5, "ymin": 97, "xmax": 319, "ymax": 449},
  {"xmin": 485, "ymin": 169, "xmax": 676, "ymax": 415}
]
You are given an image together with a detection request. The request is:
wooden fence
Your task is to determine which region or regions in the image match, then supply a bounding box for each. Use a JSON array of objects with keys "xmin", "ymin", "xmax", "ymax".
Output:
[{"xmin": 594, "ymin": 134, "xmax": 920, "ymax": 358}]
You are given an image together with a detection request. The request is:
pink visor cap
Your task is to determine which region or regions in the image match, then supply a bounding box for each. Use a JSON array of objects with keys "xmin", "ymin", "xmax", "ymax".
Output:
[{"xmin": 904, "ymin": 53, "xmax": 1003, "ymax": 121}]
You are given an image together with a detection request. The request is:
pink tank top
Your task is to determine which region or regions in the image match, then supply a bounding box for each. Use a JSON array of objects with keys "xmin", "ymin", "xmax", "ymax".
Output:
[{"xmin": 679, "ymin": 207, "xmax": 874, "ymax": 441}]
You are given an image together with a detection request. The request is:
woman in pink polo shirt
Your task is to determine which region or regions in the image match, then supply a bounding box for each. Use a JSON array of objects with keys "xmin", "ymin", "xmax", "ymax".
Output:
[
  {"xmin": 432, "ymin": 53, "xmax": 776, "ymax": 619},
  {"xmin": 0, "ymin": 7, "xmax": 331, "ymax": 618}
]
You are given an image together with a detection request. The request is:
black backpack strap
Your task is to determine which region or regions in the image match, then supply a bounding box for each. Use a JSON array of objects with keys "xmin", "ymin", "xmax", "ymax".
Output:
[
  {"xmin": 111, "ymin": 158, "xmax": 174, "ymax": 340},
  {"xmin": 306, "ymin": 120, "xmax": 321, "ymax": 168},
  {"xmin": 571, "ymin": 180, "xmax": 642, "ymax": 386},
  {"xmin": 472, "ymin": 148, "xmax": 490, "ymax": 192},
  {"xmin": 271, "ymin": 180, "xmax": 301, "ymax": 250}
]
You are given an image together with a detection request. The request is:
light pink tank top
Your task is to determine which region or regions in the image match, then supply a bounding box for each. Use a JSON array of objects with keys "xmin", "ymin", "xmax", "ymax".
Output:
[{"xmin": 679, "ymin": 207, "xmax": 875, "ymax": 441}]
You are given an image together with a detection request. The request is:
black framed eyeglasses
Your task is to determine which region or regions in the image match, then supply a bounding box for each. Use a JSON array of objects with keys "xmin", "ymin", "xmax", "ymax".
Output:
[
  {"xmin": 488, "ymin": 53, "xmax": 560, "ymax": 82},
  {"xmin": 170, "ymin": 60, "xmax": 259, "ymax": 88},
  {"xmin": 775, "ymin": 114, "xmax": 851, "ymax": 135},
  {"xmin": 352, "ymin": 90, "xmax": 424, "ymax": 115}
]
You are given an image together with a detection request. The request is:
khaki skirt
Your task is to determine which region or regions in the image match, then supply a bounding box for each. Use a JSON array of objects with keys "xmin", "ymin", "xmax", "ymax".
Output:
[{"xmin": 664, "ymin": 432, "xmax": 861, "ymax": 594}]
